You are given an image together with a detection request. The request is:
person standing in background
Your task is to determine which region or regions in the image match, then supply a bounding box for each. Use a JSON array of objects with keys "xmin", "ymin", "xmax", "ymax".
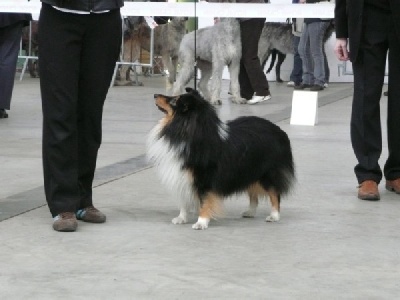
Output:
[
  {"xmin": 237, "ymin": 0, "xmax": 272, "ymax": 104},
  {"xmin": 295, "ymin": 0, "xmax": 331, "ymax": 91},
  {"xmin": 335, "ymin": 0, "xmax": 400, "ymax": 200},
  {"xmin": 38, "ymin": 0, "xmax": 123, "ymax": 231},
  {"xmin": 0, "ymin": 13, "xmax": 32, "ymax": 119},
  {"xmin": 287, "ymin": 0, "xmax": 304, "ymax": 87}
]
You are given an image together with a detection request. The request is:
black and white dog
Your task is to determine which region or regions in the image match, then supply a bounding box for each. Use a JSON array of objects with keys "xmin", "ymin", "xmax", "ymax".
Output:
[{"xmin": 147, "ymin": 88, "xmax": 295, "ymax": 230}]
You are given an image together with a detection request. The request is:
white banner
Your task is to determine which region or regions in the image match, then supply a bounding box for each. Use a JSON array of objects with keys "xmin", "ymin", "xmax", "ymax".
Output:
[{"xmin": 0, "ymin": 1, "xmax": 334, "ymax": 18}]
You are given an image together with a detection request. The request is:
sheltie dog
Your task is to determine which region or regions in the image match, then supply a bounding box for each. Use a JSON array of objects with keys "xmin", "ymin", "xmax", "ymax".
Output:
[{"xmin": 147, "ymin": 88, "xmax": 295, "ymax": 230}]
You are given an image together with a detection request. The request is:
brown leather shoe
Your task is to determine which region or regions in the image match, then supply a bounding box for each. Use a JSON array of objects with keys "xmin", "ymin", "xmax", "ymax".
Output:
[
  {"xmin": 53, "ymin": 212, "xmax": 78, "ymax": 232},
  {"xmin": 358, "ymin": 180, "xmax": 380, "ymax": 200},
  {"xmin": 76, "ymin": 206, "xmax": 106, "ymax": 223},
  {"xmin": 386, "ymin": 178, "xmax": 400, "ymax": 194}
]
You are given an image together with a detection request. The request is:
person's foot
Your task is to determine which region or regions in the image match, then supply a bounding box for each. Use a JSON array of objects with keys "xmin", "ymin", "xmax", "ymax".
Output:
[
  {"xmin": 53, "ymin": 212, "xmax": 78, "ymax": 232},
  {"xmin": 385, "ymin": 178, "xmax": 400, "ymax": 194},
  {"xmin": 323, "ymin": 83, "xmax": 329, "ymax": 88},
  {"xmin": 358, "ymin": 180, "xmax": 380, "ymax": 201},
  {"xmin": 310, "ymin": 84, "xmax": 324, "ymax": 91},
  {"xmin": 0, "ymin": 109, "xmax": 8, "ymax": 119},
  {"xmin": 287, "ymin": 81, "xmax": 295, "ymax": 87},
  {"xmin": 247, "ymin": 94, "xmax": 271, "ymax": 105},
  {"xmin": 76, "ymin": 206, "xmax": 106, "ymax": 223},
  {"xmin": 294, "ymin": 83, "xmax": 312, "ymax": 90}
]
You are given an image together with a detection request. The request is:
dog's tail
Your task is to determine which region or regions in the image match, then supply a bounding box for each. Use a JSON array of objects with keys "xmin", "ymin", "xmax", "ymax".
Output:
[
  {"xmin": 272, "ymin": 143, "xmax": 296, "ymax": 196},
  {"xmin": 265, "ymin": 49, "xmax": 277, "ymax": 74}
]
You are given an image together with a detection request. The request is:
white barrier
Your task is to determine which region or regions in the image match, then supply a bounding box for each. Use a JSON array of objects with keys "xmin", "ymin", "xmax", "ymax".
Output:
[{"xmin": 1, "ymin": 1, "xmax": 334, "ymax": 18}]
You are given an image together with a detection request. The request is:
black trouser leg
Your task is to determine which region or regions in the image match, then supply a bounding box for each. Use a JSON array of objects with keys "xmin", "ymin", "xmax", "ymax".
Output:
[
  {"xmin": 239, "ymin": 18, "xmax": 269, "ymax": 100},
  {"xmin": 351, "ymin": 8, "xmax": 389, "ymax": 184},
  {"xmin": 38, "ymin": 4, "xmax": 121, "ymax": 216},
  {"xmin": 384, "ymin": 22, "xmax": 400, "ymax": 180}
]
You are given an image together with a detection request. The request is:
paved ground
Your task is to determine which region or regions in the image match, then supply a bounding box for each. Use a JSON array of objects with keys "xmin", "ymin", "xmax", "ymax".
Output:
[{"xmin": 1, "ymin": 74, "xmax": 399, "ymax": 299}]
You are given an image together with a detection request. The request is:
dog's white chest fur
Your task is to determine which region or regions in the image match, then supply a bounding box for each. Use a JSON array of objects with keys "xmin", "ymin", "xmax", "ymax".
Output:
[{"xmin": 146, "ymin": 123, "xmax": 195, "ymax": 205}]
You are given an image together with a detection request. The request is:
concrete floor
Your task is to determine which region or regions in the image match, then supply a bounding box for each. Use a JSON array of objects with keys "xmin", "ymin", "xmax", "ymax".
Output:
[{"xmin": 1, "ymin": 75, "xmax": 399, "ymax": 299}]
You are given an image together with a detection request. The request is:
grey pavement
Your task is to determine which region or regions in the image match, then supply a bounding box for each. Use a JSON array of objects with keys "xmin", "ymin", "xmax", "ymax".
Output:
[{"xmin": 1, "ymin": 74, "xmax": 399, "ymax": 299}]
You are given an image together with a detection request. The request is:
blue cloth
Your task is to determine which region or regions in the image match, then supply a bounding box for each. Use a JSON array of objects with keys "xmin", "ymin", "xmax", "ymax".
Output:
[
  {"xmin": 290, "ymin": 36, "xmax": 302, "ymax": 84},
  {"xmin": 298, "ymin": 21, "xmax": 330, "ymax": 86}
]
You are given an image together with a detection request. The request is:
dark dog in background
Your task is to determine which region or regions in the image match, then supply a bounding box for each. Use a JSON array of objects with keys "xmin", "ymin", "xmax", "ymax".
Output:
[
  {"xmin": 147, "ymin": 88, "xmax": 295, "ymax": 230},
  {"xmin": 264, "ymin": 49, "xmax": 286, "ymax": 83},
  {"xmin": 259, "ymin": 21, "xmax": 335, "ymax": 82}
]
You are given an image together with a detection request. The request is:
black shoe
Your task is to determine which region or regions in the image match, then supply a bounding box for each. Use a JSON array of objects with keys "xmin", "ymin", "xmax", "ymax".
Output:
[
  {"xmin": 0, "ymin": 109, "xmax": 8, "ymax": 119},
  {"xmin": 310, "ymin": 85, "xmax": 324, "ymax": 91},
  {"xmin": 294, "ymin": 84, "xmax": 312, "ymax": 90}
]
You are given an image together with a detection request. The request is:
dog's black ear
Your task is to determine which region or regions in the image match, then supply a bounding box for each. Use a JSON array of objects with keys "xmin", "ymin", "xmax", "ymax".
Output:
[
  {"xmin": 176, "ymin": 93, "xmax": 195, "ymax": 113},
  {"xmin": 185, "ymin": 87, "xmax": 201, "ymax": 97}
]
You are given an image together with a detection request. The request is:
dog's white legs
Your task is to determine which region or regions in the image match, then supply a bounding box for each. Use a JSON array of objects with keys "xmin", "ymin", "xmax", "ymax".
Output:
[
  {"xmin": 265, "ymin": 190, "xmax": 281, "ymax": 222},
  {"xmin": 172, "ymin": 207, "xmax": 188, "ymax": 224},
  {"xmin": 228, "ymin": 59, "xmax": 247, "ymax": 104},
  {"xmin": 242, "ymin": 192, "xmax": 259, "ymax": 218},
  {"xmin": 198, "ymin": 64, "xmax": 212, "ymax": 102},
  {"xmin": 266, "ymin": 209, "xmax": 280, "ymax": 222},
  {"xmin": 172, "ymin": 58, "xmax": 194, "ymax": 96},
  {"xmin": 192, "ymin": 193, "xmax": 222, "ymax": 230},
  {"xmin": 209, "ymin": 67, "xmax": 224, "ymax": 105},
  {"xmin": 162, "ymin": 53, "xmax": 173, "ymax": 85},
  {"xmin": 192, "ymin": 217, "xmax": 210, "ymax": 230},
  {"xmin": 170, "ymin": 57, "xmax": 178, "ymax": 84}
]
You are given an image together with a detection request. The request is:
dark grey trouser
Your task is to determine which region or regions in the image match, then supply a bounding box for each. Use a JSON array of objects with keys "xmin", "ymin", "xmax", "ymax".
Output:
[
  {"xmin": 0, "ymin": 22, "xmax": 23, "ymax": 110},
  {"xmin": 298, "ymin": 21, "xmax": 330, "ymax": 86}
]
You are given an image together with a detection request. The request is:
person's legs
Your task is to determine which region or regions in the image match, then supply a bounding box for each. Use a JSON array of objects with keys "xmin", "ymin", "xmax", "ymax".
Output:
[
  {"xmin": 39, "ymin": 4, "xmax": 83, "ymax": 217},
  {"xmin": 0, "ymin": 22, "xmax": 23, "ymax": 113},
  {"xmin": 351, "ymin": 12, "xmax": 388, "ymax": 185},
  {"xmin": 239, "ymin": 18, "xmax": 269, "ymax": 99},
  {"xmin": 39, "ymin": 5, "xmax": 122, "ymax": 230},
  {"xmin": 308, "ymin": 21, "xmax": 329, "ymax": 87},
  {"xmin": 289, "ymin": 35, "xmax": 302, "ymax": 85},
  {"xmin": 298, "ymin": 24, "xmax": 313, "ymax": 86},
  {"xmin": 384, "ymin": 22, "xmax": 400, "ymax": 182},
  {"xmin": 77, "ymin": 10, "xmax": 122, "ymax": 210}
]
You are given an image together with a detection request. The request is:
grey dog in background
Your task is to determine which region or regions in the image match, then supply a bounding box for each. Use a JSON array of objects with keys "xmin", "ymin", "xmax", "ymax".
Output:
[
  {"xmin": 116, "ymin": 17, "xmax": 187, "ymax": 86},
  {"xmin": 140, "ymin": 17, "xmax": 188, "ymax": 85},
  {"xmin": 173, "ymin": 18, "xmax": 246, "ymax": 105}
]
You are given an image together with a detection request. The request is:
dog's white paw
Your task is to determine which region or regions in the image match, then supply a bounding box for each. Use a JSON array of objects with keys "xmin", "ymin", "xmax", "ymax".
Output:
[
  {"xmin": 265, "ymin": 212, "xmax": 280, "ymax": 222},
  {"xmin": 191, "ymin": 217, "xmax": 209, "ymax": 230},
  {"xmin": 242, "ymin": 210, "xmax": 256, "ymax": 218},
  {"xmin": 231, "ymin": 97, "xmax": 248, "ymax": 105},
  {"xmin": 210, "ymin": 99, "xmax": 222, "ymax": 105},
  {"xmin": 172, "ymin": 216, "xmax": 187, "ymax": 224}
]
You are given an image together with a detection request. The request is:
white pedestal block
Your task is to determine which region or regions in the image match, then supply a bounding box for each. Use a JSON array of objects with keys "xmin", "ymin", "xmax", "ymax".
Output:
[{"xmin": 290, "ymin": 91, "xmax": 319, "ymax": 126}]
